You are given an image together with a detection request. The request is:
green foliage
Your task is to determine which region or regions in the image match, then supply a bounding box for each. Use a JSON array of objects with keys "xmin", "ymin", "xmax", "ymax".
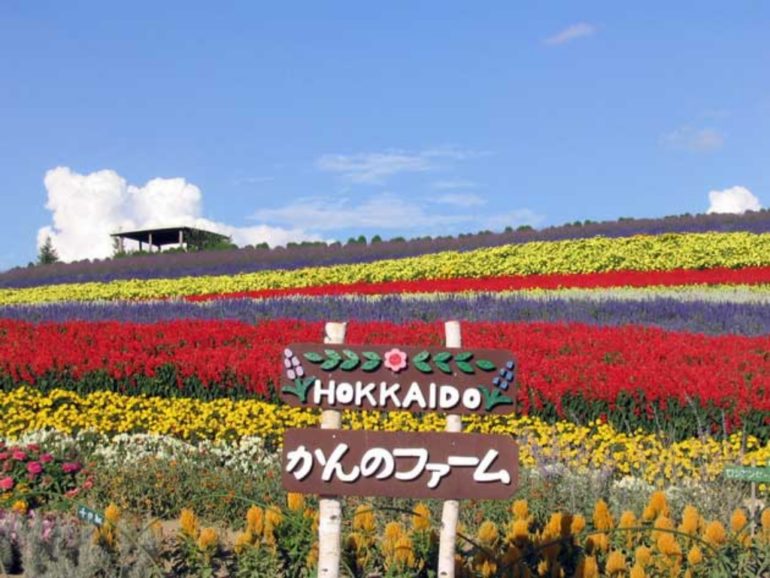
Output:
[{"xmin": 37, "ymin": 237, "xmax": 59, "ymax": 265}]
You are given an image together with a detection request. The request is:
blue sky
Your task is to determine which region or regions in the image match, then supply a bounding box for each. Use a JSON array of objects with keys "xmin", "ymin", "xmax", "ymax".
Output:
[{"xmin": 1, "ymin": 1, "xmax": 769, "ymax": 267}]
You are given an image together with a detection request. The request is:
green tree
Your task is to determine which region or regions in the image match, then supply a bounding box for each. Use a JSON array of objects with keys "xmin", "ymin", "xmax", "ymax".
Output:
[{"xmin": 37, "ymin": 236, "xmax": 59, "ymax": 265}]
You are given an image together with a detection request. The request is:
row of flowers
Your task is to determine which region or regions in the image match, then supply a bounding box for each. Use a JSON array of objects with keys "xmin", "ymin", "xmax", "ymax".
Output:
[
  {"xmin": 6, "ymin": 209, "xmax": 770, "ymax": 290},
  {"xmin": 184, "ymin": 265, "xmax": 770, "ymax": 302},
  {"xmin": 1, "ymin": 319, "xmax": 770, "ymax": 436},
  {"xmin": 3, "ymin": 481, "xmax": 769, "ymax": 576},
  {"xmin": 2, "ymin": 289, "xmax": 770, "ymax": 336},
  {"xmin": 4, "ymin": 388, "xmax": 770, "ymax": 483},
  {"xmin": 3, "ymin": 232, "xmax": 770, "ymax": 304}
]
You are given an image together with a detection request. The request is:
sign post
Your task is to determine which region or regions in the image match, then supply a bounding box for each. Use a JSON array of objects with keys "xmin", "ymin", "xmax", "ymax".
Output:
[
  {"xmin": 280, "ymin": 320, "xmax": 518, "ymax": 577},
  {"xmin": 317, "ymin": 321, "xmax": 346, "ymax": 578},
  {"xmin": 724, "ymin": 463, "xmax": 770, "ymax": 536},
  {"xmin": 439, "ymin": 320, "xmax": 463, "ymax": 578}
]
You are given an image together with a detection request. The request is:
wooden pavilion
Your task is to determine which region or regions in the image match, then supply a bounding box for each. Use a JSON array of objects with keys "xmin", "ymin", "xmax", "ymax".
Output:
[{"xmin": 111, "ymin": 226, "xmax": 230, "ymax": 253}]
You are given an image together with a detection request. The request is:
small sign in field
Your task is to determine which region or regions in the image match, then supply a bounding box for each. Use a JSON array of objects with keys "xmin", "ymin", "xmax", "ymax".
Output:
[
  {"xmin": 282, "ymin": 428, "xmax": 518, "ymax": 500},
  {"xmin": 279, "ymin": 343, "xmax": 516, "ymax": 414},
  {"xmin": 76, "ymin": 505, "xmax": 104, "ymax": 526},
  {"xmin": 724, "ymin": 465, "xmax": 770, "ymax": 483}
]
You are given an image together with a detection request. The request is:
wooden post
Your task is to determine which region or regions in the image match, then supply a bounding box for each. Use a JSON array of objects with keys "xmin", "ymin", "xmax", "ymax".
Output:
[
  {"xmin": 317, "ymin": 321, "xmax": 347, "ymax": 577},
  {"xmin": 438, "ymin": 320, "xmax": 462, "ymax": 577}
]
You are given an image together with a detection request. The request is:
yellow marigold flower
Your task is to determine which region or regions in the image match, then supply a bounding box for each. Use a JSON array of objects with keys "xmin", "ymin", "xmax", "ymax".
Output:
[
  {"xmin": 586, "ymin": 532, "xmax": 608, "ymax": 553},
  {"xmin": 605, "ymin": 550, "xmax": 626, "ymax": 574},
  {"xmin": 703, "ymin": 520, "xmax": 727, "ymax": 546},
  {"xmin": 383, "ymin": 521, "xmax": 405, "ymax": 551},
  {"xmin": 197, "ymin": 527, "xmax": 218, "ymax": 551},
  {"xmin": 635, "ymin": 545, "xmax": 652, "ymax": 567},
  {"xmin": 412, "ymin": 503, "xmax": 431, "ymax": 532},
  {"xmin": 679, "ymin": 505, "xmax": 699, "ymax": 535},
  {"xmin": 11, "ymin": 500, "xmax": 27, "ymax": 515},
  {"xmin": 592, "ymin": 499, "xmax": 613, "ymax": 531},
  {"xmin": 234, "ymin": 530, "xmax": 253, "ymax": 554},
  {"xmin": 306, "ymin": 542, "xmax": 318, "ymax": 569},
  {"xmin": 478, "ymin": 558, "xmax": 497, "ymax": 578},
  {"xmin": 542, "ymin": 512, "xmax": 563, "ymax": 539},
  {"xmin": 537, "ymin": 559, "xmax": 549, "ymax": 575},
  {"xmin": 577, "ymin": 555, "xmax": 599, "ymax": 578},
  {"xmin": 651, "ymin": 515, "xmax": 674, "ymax": 541},
  {"xmin": 287, "ymin": 492, "xmax": 305, "ymax": 512},
  {"xmin": 509, "ymin": 518, "xmax": 530, "ymax": 542},
  {"xmin": 570, "ymin": 514, "xmax": 586, "ymax": 535},
  {"xmin": 619, "ymin": 510, "xmax": 636, "ymax": 529},
  {"xmin": 630, "ymin": 563, "xmax": 647, "ymax": 578},
  {"xmin": 246, "ymin": 506, "xmax": 264, "ymax": 536},
  {"xmin": 641, "ymin": 505, "xmax": 656, "ymax": 522},
  {"xmin": 104, "ymin": 503, "xmax": 121, "ymax": 526},
  {"xmin": 687, "ymin": 545, "xmax": 703, "ymax": 565},
  {"xmin": 647, "ymin": 490, "xmax": 669, "ymax": 518},
  {"xmin": 656, "ymin": 533, "xmax": 681, "ymax": 558},
  {"xmin": 179, "ymin": 508, "xmax": 199, "ymax": 539},
  {"xmin": 512, "ymin": 499, "xmax": 529, "ymax": 520},
  {"xmin": 393, "ymin": 534, "xmax": 417, "ymax": 569},
  {"xmin": 477, "ymin": 521, "xmax": 499, "ymax": 546},
  {"xmin": 730, "ymin": 508, "xmax": 748, "ymax": 533},
  {"xmin": 354, "ymin": 504, "xmax": 376, "ymax": 533}
]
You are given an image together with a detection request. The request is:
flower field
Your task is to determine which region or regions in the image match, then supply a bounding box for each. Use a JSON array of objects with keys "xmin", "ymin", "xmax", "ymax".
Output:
[{"xmin": 4, "ymin": 223, "xmax": 770, "ymax": 575}]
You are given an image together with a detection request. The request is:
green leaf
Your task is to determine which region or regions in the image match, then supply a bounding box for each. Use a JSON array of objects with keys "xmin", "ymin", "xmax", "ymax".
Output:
[
  {"xmin": 436, "ymin": 361, "xmax": 452, "ymax": 374},
  {"xmin": 321, "ymin": 358, "xmax": 341, "ymax": 371},
  {"xmin": 414, "ymin": 351, "xmax": 431, "ymax": 363},
  {"xmin": 340, "ymin": 350, "xmax": 360, "ymax": 371},
  {"xmin": 362, "ymin": 359, "xmax": 381, "ymax": 372},
  {"xmin": 415, "ymin": 361, "xmax": 433, "ymax": 373},
  {"xmin": 476, "ymin": 359, "xmax": 496, "ymax": 371},
  {"xmin": 455, "ymin": 352, "xmax": 473, "ymax": 362},
  {"xmin": 325, "ymin": 349, "xmax": 342, "ymax": 360},
  {"xmin": 303, "ymin": 352, "xmax": 324, "ymax": 363},
  {"xmin": 362, "ymin": 351, "xmax": 381, "ymax": 361},
  {"xmin": 456, "ymin": 361, "xmax": 474, "ymax": 374},
  {"xmin": 435, "ymin": 352, "xmax": 452, "ymax": 362},
  {"xmin": 478, "ymin": 386, "xmax": 513, "ymax": 412}
]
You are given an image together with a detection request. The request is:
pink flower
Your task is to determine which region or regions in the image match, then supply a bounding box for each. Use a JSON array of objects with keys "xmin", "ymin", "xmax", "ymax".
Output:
[
  {"xmin": 383, "ymin": 348, "xmax": 408, "ymax": 373},
  {"xmin": 0, "ymin": 452, "xmax": 9, "ymax": 461},
  {"xmin": 11, "ymin": 450, "xmax": 27, "ymax": 461},
  {"xmin": 0, "ymin": 477, "xmax": 13, "ymax": 491},
  {"xmin": 64, "ymin": 488, "xmax": 80, "ymax": 499},
  {"xmin": 26, "ymin": 444, "xmax": 40, "ymax": 452},
  {"xmin": 39, "ymin": 453, "xmax": 53, "ymax": 464},
  {"xmin": 62, "ymin": 462, "xmax": 81, "ymax": 474},
  {"xmin": 27, "ymin": 461, "xmax": 43, "ymax": 476}
]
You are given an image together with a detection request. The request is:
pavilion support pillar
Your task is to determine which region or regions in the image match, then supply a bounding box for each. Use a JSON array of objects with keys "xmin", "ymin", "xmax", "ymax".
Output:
[
  {"xmin": 148, "ymin": 233, "xmax": 153, "ymax": 253},
  {"xmin": 179, "ymin": 229, "xmax": 185, "ymax": 250}
]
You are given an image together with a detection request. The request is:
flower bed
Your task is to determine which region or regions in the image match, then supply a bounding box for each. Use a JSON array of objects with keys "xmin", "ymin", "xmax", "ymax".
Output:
[
  {"xmin": 4, "ymin": 390, "xmax": 770, "ymax": 483},
  {"xmin": 3, "ymin": 232, "xmax": 770, "ymax": 304},
  {"xmin": 4, "ymin": 290, "xmax": 770, "ymax": 336},
  {"xmin": 1, "ymin": 319, "xmax": 769, "ymax": 437}
]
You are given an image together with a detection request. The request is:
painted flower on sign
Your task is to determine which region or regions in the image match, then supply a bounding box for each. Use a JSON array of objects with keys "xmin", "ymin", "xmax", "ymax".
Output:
[{"xmin": 383, "ymin": 348, "xmax": 408, "ymax": 373}]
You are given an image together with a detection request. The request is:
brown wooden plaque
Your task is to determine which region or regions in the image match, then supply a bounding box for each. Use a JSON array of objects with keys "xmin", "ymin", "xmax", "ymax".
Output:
[
  {"xmin": 280, "ymin": 343, "xmax": 517, "ymax": 415},
  {"xmin": 282, "ymin": 429, "xmax": 518, "ymax": 500}
]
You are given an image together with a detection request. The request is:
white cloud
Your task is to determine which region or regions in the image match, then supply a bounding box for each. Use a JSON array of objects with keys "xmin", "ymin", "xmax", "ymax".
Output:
[
  {"xmin": 38, "ymin": 167, "xmax": 319, "ymax": 262},
  {"xmin": 316, "ymin": 147, "xmax": 484, "ymax": 184},
  {"xmin": 431, "ymin": 193, "xmax": 487, "ymax": 208},
  {"xmin": 707, "ymin": 186, "xmax": 762, "ymax": 214},
  {"xmin": 544, "ymin": 22, "xmax": 596, "ymax": 46},
  {"xmin": 252, "ymin": 193, "xmax": 542, "ymax": 235},
  {"xmin": 662, "ymin": 126, "xmax": 724, "ymax": 152},
  {"xmin": 253, "ymin": 194, "xmax": 469, "ymax": 231}
]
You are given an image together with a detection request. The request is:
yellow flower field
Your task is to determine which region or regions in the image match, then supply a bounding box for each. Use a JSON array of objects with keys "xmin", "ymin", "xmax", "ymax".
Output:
[{"xmin": 3, "ymin": 386, "xmax": 769, "ymax": 484}]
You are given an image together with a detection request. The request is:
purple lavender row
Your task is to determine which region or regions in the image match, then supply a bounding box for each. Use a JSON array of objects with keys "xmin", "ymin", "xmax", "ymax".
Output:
[
  {"xmin": 2, "ymin": 294, "xmax": 770, "ymax": 335},
  {"xmin": 4, "ymin": 210, "xmax": 770, "ymax": 288}
]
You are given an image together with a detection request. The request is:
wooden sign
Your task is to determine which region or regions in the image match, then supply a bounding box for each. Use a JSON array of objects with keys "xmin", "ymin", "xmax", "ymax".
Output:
[
  {"xmin": 724, "ymin": 465, "xmax": 770, "ymax": 483},
  {"xmin": 282, "ymin": 428, "xmax": 518, "ymax": 500},
  {"xmin": 280, "ymin": 343, "xmax": 516, "ymax": 414}
]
